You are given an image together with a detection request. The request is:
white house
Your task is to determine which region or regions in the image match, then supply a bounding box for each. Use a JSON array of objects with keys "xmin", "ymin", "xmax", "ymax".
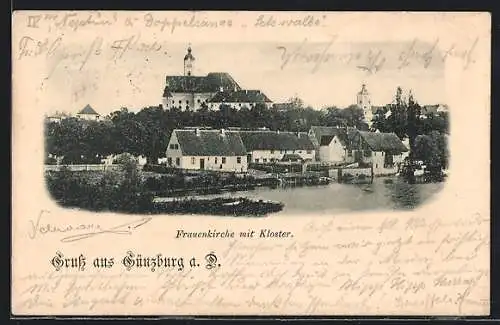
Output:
[
  {"xmin": 309, "ymin": 126, "xmax": 358, "ymax": 162},
  {"xmin": 313, "ymin": 126, "xmax": 409, "ymax": 175},
  {"xmin": 76, "ymin": 104, "xmax": 100, "ymax": 121},
  {"xmin": 317, "ymin": 128, "xmax": 358, "ymax": 164},
  {"xmin": 207, "ymin": 89, "xmax": 273, "ymax": 111},
  {"xmin": 165, "ymin": 128, "xmax": 248, "ymax": 172},
  {"xmin": 354, "ymin": 131, "xmax": 409, "ymax": 175},
  {"xmin": 239, "ymin": 131, "xmax": 315, "ymax": 164}
]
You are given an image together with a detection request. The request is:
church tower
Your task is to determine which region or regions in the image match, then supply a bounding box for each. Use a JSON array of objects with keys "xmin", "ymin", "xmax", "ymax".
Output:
[
  {"xmin": 356, "ymin": 84, "xmax": 373, "ymax": 127},
  {"xmin": 184, "ymin": 45, "xmax": 195, "ymax": 76}
]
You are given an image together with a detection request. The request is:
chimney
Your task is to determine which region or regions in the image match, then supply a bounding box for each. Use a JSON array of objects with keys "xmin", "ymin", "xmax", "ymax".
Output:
[
  {"xmin": 195, "ymin": 128, "xmax": 200, "ymax": 136},
  {"xmin": 220, "ymin": 128, "xmax": 225, "ymax": 136}
]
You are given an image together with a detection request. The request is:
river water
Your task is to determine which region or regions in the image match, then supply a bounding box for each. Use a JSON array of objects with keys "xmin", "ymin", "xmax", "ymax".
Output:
[{"xmin": 156, "ymin": 176, "xmax": 445, "ymax": 216}]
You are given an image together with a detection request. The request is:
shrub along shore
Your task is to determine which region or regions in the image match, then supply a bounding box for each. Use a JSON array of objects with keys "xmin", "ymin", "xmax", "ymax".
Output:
[{"xmin": 45, "ymin": 161, "xmax": 285, "ymax": 216}]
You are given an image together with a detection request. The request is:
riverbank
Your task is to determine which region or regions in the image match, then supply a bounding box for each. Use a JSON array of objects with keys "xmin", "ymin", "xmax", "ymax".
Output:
[{"xmin": 45, "ymin": 165, "xmax": 445, "ymax": 216}]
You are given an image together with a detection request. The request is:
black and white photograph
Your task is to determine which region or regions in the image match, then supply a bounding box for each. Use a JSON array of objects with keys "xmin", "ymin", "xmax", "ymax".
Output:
[
  {"xmin": 12, "ymin": 11, "xmax": 490, "ymax": 316},
  {"xmin": 43, "ymin": 39, "xmax": 450, "ymax": 217}
]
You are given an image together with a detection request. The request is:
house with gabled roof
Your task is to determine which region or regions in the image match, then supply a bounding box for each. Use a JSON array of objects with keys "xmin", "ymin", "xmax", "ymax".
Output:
[
  {"xmin": 239, "ymin": 131, "xmax": 315, "ymax": 164},
  {"xmin": 315, "ymin": 126, "xmax": 359, "ymax": 164},
  {"xmin": 165, "ymin": 128, "xmax": 248, "ymax": 172},
  {"xmin": 355, "ymin": 131, "xmax": 409, "ymax": 175},
  {"xmin": 76, "ymin": 104, "xmax": 100, "ymax": 121},
  {"xmin": 311, "ymin": 126, "xmax": 409, "ymax": 174}
]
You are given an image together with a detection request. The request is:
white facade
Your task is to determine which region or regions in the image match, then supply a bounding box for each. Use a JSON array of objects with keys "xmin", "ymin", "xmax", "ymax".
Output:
[
  {"xmin": 208, "ymin": 102, "xmax": 273, "ymax": 111},
  {"xmin": 318, "ymin": 136, "xmax": 347, "ymax": 163},
  {"xmin": 250, "ymin": 149, "xmax": 314, "ymax": 163},
  {"xmin": 357, "ymin": 84, "xmax": 373, "ymax": 127},
  {"xmin": 76, "ymin": 114, "xmax": 100, "ymax": 121},
  {"xmin": 367, "ymin": 151, "xmax": 405, "ymax": 176},
  {"xmin": 163, "ymin": 92, "xmax": 213, "ymax": 111},
  {"xmin": 165, "ymin": 130, "xmax": 248, "ymax": 172}
]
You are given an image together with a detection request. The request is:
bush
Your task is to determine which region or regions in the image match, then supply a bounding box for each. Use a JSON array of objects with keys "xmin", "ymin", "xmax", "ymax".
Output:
[{"xmin": 46, "ymin": 167, "xmax": 154, "ymax": 213}]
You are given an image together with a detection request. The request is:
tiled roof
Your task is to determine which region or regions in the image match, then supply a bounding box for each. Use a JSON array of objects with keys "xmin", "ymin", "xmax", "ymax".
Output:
[
  {"xmin": 239, "ymin": 131, "xmax": 315, "ymax": 151},
  {"xmin": 174, "ymin": 129, "xmax": 247, "ymax": 156},
  {"xmin": 309, "ymin": 126, "xmax": 357, "ymax": 145},
  {"xmin": 358, "ymin": 131, "xmax": 409, "ymax": 152},
  {"xmin": 318, "ymin": 128, "xmax": 358, "ymax": 149},
  {"xmin": 164, "ymin": 72, "xmax": 241, "ymax": 94},
  {"xmin": 208, "ymin": 90, "xmax": 272, "ymax": 103},
  {"xmin": 78, "ymin": 104, "xmax": 99, "ymax": 115}
]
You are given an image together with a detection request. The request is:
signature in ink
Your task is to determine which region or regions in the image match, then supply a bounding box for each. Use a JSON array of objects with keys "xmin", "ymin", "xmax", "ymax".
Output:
[{"xmin": 60, "ymin": 216, "xmax": 153, "ymax": 243}]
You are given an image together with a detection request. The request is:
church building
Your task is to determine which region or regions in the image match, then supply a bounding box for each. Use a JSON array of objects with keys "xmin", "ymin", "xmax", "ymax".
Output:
[{"xmin": 162, "ymin": 46, "xmax": 272, "ymax": 111}]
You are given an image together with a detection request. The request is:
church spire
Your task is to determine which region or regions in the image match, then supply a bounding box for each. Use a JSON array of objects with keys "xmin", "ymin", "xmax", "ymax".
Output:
[{"xmin": 184, "ymin": 44, "xmax": 195, "ymax": 76}]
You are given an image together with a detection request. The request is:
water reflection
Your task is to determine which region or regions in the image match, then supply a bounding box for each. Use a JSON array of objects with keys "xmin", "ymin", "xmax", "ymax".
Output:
[{"xmin": 187, "ymin": 176, "xmax": 445, "ymax": 216}]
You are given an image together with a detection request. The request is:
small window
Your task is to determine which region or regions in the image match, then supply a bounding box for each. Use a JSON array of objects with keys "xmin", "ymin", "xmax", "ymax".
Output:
[
  {"xmin": 172, "ymin": 100, "xmax": 174, "ymax": 104},
  {"xmin": 179, "ymin": 100, "xmax": 182, "ymax": 103},
  {"xmin": 169, "ymin": 144, "xmax": 175, "ymax": 150},
  {"xmin": 176, "ymin": 157, "xmax": 180, "ymax": 166},
  {"xmin": 307, "ymin": 150, "xmax": 312, "ymax": 154},
  {"xmin": 215, "ymin": 157, "xmax": 218, "ymax": 164},
  {"xmin": 255, "ymin": 158, "xmax": 259, "ymax": 163},
  {"xmin": 348, "ymin": 150, "xmax": 352, "ymax": 157},
  {"xmin": 270, "ymin": 150, "xmax": 275, "ymax": 154},
  {"xmin": 237, "ymin": 157, "xmax": 241, "ymax": 164},
  {"xmin": 222, "ymin": 157, "xmax": 226, "ymax": 164},
  {"xmin": 167, "ymin": 157, "xmax": 172, "ymax": 165},
  {"xmin": 191, "ymin": 157, "xmax": 195, "ymax": 165},
  {"xmin": 298, "ymin": 150, "xmax": 302, "ymax": 154},
  {"xmin": 263, "ymin": 158, "xmax": 267, "ymax": 163},
  {"xmin": 186, "ymin": 100, "xmax": 189, "ymax": 104}
]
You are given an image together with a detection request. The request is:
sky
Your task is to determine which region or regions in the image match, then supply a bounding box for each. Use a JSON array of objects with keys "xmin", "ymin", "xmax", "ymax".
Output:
[{"xmin": 40, "ymin": 39, "xmax": 446, "ymax": 116}]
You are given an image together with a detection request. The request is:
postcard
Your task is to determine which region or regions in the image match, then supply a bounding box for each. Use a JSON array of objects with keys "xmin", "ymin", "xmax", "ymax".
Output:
[{"xmin": 11, "ymin": 11, "xmax": 490, "ymax": 316}]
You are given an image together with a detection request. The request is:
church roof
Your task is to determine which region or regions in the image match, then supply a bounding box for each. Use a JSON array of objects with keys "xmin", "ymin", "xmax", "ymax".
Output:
[
  {"xmin": 208, "ymin": 90, "xmax": 272, "ymax": 103},
  {"xmin": 77, "ymin": 104, "xmax": 99, "ymax": 115},
  {"xmin": 239, "ymin": 131, "xmax": 315, "ymax": 151},
  {"xmin": 358, "ymin": 131, "xmax": 408, "ymax": 153},
  {"xmin": 164, "ymin": 72, "xmax": 241, "ymax": 94},
  {"xmin": 184, "ymin": 46, "xmax": 195, "ymax": 61},
  {"xmin": 358, "ymin": 84, "xmax": 369, "ymax": 95},
  {"xmin": 172, "ymin": 129, "xmax": 247, "ymax": 156}
]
